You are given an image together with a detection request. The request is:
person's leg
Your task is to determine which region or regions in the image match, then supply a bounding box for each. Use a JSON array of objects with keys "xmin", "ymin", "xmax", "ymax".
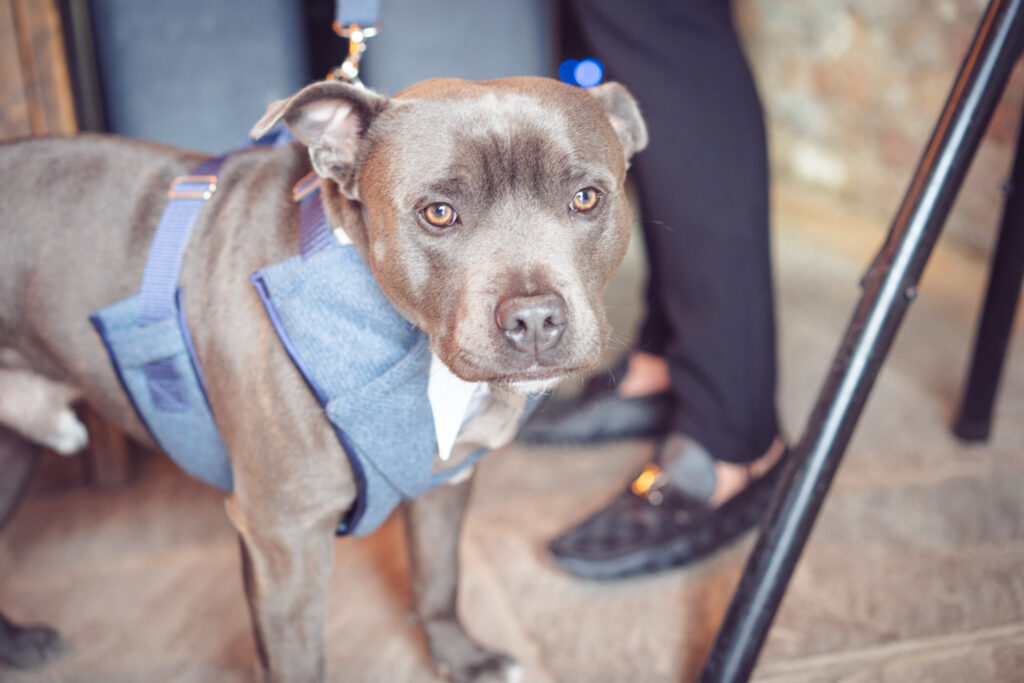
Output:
[
  {"xmin": 538, "ymin": 0, "xmax": 785, "ymax": 578},
  {"xmin": 577, "ymin": 0, "xmax": 780, "ymax": 465}
]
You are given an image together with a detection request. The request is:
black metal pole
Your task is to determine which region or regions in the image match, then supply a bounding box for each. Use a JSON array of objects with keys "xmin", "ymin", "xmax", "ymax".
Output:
[
  {"xmin": 953, "ymin": 105, "xmax": 1024, "ymax": 442},
  {"xmin": 699, "ymin": 1, "xmax": 1024, "ymax": 681}
]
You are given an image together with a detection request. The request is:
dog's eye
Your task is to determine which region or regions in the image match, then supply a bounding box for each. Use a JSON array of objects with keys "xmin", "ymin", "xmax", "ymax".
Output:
[
  {"xmin": 571, "ymin": 187, "xmax": 601, "ymax": 212},
  {"xmin": 422, "ymin": 202, "xmax": 459, "ymax": 228}
]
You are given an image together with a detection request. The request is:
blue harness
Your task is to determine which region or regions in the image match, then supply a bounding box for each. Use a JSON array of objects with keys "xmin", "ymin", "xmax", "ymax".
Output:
[{"xmin": 90, "ymin": 141, "xmax": 488, "ymax": 536}]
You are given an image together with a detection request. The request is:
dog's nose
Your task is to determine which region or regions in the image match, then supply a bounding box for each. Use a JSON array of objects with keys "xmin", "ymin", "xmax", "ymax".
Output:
[{"xmin": 495, "ymin": 293, "xmax": 568, "ymax": 354}]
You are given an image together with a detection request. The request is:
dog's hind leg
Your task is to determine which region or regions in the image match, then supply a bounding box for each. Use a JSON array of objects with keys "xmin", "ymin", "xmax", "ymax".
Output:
[
  {"xmin": 403, "ymin": 475, "xmax": 521, "ymax": 683},
  {"xmin": 0, "ymin": 425, "xmax": 63, "ymax": 668}
]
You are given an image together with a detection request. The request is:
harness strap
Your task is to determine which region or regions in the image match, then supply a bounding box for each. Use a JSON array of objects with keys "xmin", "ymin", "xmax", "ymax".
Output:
[
  {"xmin": 138, "ymin": 156, "xmax": 226, "ymax": 326},
  {"xmin": 294, "ymin": 171, "xmax": 335, "ymax": 259},
  {"xmin": 139, "ymin": 134, "xmax": 331, "ymax": 332},
  {"xmin": 137, "ymin": 127, "xmax": 293, "ymax": 328}
]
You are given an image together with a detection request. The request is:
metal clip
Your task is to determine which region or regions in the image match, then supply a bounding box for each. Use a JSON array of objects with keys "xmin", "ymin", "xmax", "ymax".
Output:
[
  {"xmin": 292, "ymin": 171, "xmax": 321, "ymax": 202},
  {"xmin": 631, "ymin": 462, "xmax": 668, "ymax": 506},
  {"xmin": 168, "ymin": 174, "xmax": 218, "ymax": 200},
  {"xmin": 329, "ymin": 22, "xmax": 378, "ymax": 87}
]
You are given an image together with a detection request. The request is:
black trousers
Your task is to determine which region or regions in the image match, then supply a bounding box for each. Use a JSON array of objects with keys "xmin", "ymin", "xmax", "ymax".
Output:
[{"xmin": 573, "ymin": 0, "xmax": 780, "ymax": 463}]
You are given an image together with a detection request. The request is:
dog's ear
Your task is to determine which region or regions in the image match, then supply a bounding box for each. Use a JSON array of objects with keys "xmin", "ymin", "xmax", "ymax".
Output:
[
  {"xmin": 250, "ymin": 81, "xmax": 389, "ymax": 199},
  {"xmin": 587, "ymin": 82, "xmax": 648, "ymax": 163}
]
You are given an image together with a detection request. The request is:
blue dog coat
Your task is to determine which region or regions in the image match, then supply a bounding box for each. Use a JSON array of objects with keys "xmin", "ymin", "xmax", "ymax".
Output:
[
  {"xmin": 90, "ymin": 148, "xmax": 505, "ymax": 536},
  {"xmin": 250, "ymin": 238, "xmax": 489, "ymax": 534}
]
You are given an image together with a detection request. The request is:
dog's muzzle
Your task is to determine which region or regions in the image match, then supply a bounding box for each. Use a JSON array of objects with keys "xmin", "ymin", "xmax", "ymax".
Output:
[{"xmin": 494, "ymin": 292, "xmax": 568, "ymax": 356}]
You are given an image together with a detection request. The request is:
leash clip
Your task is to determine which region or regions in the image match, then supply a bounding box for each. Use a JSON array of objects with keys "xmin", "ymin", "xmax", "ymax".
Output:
[{"xmin": 330, "ymin": 21, "xmax": 378, "ymax": 87}]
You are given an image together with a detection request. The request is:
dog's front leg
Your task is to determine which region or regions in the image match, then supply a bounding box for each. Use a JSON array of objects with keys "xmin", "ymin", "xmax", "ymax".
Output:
[
  {"xmin": 403, "ymin": 474, "xmax": 520, "ymax": 683},
  {"xmin": 225, "ymin": 492, "xmax": 342, "ymax": 683}
]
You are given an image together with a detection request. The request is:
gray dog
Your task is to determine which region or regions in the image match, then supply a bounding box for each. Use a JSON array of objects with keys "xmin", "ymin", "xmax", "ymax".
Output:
[{"xmin": 0, "ymin": 76, "xmax": 646, "ymax": 682}]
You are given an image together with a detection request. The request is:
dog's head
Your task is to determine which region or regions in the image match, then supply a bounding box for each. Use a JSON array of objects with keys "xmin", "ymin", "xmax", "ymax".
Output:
[{"xmin": 252, "ymin": 76, "xmax": 646, "ymax": 392}]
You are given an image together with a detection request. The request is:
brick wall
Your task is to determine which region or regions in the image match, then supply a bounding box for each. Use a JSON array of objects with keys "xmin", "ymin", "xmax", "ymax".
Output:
[
  {"xmin": 0, "ymin": 0, "xmax": 76, "ymax": 140},
  {"xmin": 736, "ymin": 0, "xmax": 1024, "ymax": 257}
]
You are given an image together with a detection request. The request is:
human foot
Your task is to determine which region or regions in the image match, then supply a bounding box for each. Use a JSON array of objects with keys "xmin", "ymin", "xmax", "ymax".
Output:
[
  {"xmin": 708, "ymin": 437, "xmax": 787, "ymax": 506},
  {"xmin": 548, "ymin": 435, "xmax": 789, "ymax": 579},
  {"xmin": 516, "ymin": 354, "xmax": 674, "ymax": 444},
  {"xmin": 616, "ymin": 351, "xmax": 671, "ymax": 398}
]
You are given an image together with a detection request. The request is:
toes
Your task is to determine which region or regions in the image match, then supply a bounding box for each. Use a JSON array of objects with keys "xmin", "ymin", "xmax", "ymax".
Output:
[
  {"xmin": 444, "ymin": 652, "xmax": 520, "ymax": 683},
  {"xmin": 423, "ymin": 618, "xmax": 519, "ymax": 683},
  {"xmin": 468, "ymin": 654, "xmax": 520, "ymax": 683},
  {"xmin": 503, "ymin": 662, "xmax": 523, "ymax": 683},
  {"xmin": 46, "ymin": 409, "xmax": 89, "ymax": 455}
]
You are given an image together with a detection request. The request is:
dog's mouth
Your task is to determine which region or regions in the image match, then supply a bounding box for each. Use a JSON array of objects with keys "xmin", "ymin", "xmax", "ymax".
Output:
[{"xmin": 490, "ymin": 368, "xmax": 578, "ymax": 394}]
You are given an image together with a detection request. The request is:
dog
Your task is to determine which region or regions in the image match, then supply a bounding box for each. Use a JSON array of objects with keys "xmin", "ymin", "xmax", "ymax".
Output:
[{"xmin": 0, "ymin": 76, "xmax": 647, "ymax": 682}]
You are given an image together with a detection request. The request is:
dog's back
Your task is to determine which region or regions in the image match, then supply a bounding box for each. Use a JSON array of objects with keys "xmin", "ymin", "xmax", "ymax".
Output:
[{"xmin": 0, "ymin": 136, "xmax": 196, "ymax": 377}]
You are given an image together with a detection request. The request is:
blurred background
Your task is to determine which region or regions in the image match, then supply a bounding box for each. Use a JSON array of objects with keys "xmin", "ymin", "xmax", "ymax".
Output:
[
  {"xmin": 2, "ymin": 1, "xmax": 1022, "ymax": 680},
  {"xmin": 3, "ymin": 0, "xmax": 1020, "ymax": 258}
]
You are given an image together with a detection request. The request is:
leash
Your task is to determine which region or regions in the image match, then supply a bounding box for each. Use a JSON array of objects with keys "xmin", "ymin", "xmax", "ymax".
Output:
[
  {"xmin": 330, "ymin": 0, "xmax": 380, "ymax": 86},
  {"xmin": 288, "ymin": 1, "xmax": 384, "ymax": 257}
]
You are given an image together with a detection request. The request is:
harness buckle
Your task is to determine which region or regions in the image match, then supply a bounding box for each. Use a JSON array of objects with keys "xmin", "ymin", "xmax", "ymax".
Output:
[
  {"xmin": 168, "ymin": 175, "xmax": 218, "ymax": 200},
  {"xmin": 292, "ymin": 171, "xmax": 321, "ymax": 202}
]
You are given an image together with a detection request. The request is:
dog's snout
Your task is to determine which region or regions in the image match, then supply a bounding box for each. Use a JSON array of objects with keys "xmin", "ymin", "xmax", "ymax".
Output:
[{"xmin": 495, "ymin": 293, "xmax": 568, "ymax": 354}]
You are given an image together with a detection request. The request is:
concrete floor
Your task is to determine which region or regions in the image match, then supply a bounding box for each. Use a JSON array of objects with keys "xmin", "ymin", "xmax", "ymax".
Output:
[{"xmin": 2, "ymin": 185, "xmax": 1023, "ymax": 682}]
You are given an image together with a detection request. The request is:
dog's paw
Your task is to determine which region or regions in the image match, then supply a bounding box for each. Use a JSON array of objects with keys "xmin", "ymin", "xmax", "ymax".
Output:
[
  {"xmin": 436, "ymin": 652, "xmax": 520, "ymax": 683},
  {"xmin": 44, "ymin": 409, "xmax": 89, "ymax": 456},
  {"xmin": 0, "ymin": 621, "xmax": 63, "ymax": 668},
  {"xmin": 424, "ymin": 618, "xmax": 521, "ymax": 683}
]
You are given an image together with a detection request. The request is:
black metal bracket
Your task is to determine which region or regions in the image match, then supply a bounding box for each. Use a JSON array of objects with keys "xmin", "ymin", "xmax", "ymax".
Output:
[{"xmin": 699, "ymin": 1, "xmax": 1024, "ymax": 680}]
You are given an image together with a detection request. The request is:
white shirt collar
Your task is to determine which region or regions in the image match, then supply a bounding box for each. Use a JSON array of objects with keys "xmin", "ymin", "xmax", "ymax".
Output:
[{"xmin": 428, "ymin": 353, "xmax": 491, "ymax": 461}]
